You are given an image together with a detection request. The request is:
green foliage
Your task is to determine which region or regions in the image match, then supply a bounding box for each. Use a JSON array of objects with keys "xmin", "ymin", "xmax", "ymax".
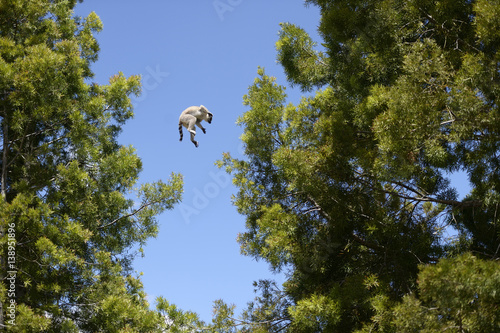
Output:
[
  {"xmin": 276, "ymin": 23, "xmax": 329, "ymax": 92},
  {"xmin": 394, "ymin": 254, "xmax": 500, "ymax": 332},
  {"xmin": 0, "ymin": 1, "xmax": 183, "ymax": 331},
  {"xmin": 218, "ymin": 0, "xmax": 500, "ymax": 331},
  {"xmin": 210, "ymin": 300, "xmax": 239, "ymax": 332},
  {"xmin": 156, "ymin": 296, "xmax": 204, "ymax": 332},
  {"xmin": 289, "ymin": 294, "xmax": 341, "ymax": 331}
]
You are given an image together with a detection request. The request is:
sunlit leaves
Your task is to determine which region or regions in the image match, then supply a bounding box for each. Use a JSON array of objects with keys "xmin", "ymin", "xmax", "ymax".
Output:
[
  {"xmin": 156, "ymin": 297, "xmax": 204, "ymax": 333},
  {"xmin": 394, "ymin": 254, "xmax": 500, "ymax": 332},
  {"xmin": 289, "ymin": 294, "xmax": 341, "ymax": 331},
  {"xmin": 277, "ymin": 23, "xmax": 329, "ymax": 91}
]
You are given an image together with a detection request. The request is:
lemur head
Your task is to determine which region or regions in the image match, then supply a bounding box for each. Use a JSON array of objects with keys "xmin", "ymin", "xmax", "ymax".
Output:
[{"xmin": 200, "ymin": 105, "xmax": 213, "ymax": 124}]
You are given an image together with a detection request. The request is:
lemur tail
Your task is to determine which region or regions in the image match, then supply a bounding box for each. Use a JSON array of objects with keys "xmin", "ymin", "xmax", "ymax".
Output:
[{"xmin": 178, "ymin": 122, "xmax": 183, "ymax": 141}]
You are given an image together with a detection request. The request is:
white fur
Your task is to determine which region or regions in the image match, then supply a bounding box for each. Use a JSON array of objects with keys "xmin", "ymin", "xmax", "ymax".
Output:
[{"xmin": 178, "ymin": 105, "xmax": 213, "ymax": 147}]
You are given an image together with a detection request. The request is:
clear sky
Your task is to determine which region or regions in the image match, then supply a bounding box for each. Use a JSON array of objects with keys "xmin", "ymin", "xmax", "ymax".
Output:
[{"xmin": 74, "ymin": 0, "xmax": 322, "ymax": 323}]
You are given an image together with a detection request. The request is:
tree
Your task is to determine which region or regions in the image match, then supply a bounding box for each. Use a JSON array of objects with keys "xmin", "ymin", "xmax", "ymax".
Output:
[
  {"xmin": 218, "ymin": 0, "xmax": 500, "ymax": 331},
  {"xmin": 0, "ymin": 0, "xmax": 183, "ymax": 331}
]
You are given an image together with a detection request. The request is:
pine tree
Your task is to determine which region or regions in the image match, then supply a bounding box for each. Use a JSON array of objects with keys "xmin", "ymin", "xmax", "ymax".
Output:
[
  {"xmin": 0, "ymin": 1, "xmax": 183, "ymax": 331},
  {"xmin": 217, "ymin": 0, "xmax": 500, "ymax": 331}
]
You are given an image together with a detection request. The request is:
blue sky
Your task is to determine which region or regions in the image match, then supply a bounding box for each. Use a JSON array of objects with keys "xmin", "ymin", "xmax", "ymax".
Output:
[{"xmin": 74, "ymin": 0, "xmax": 322, "ymax": 322}]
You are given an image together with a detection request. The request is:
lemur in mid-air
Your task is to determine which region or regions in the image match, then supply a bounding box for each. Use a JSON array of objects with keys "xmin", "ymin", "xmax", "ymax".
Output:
[{"xmin": 178, "ymin": 105, "xmax": 213, "ymax": 148}]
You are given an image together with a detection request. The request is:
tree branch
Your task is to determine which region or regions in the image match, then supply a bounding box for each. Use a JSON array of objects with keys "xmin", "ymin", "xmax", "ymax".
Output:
[
  {"xmin": 97, "ymin": 200, "xmax": 156, "ymax": 230},
  {"xmin": 307, "ymin": 195, "xmax": 385, "ymax": 252},
  {"xmin": 384, "ymin": 186, "xmax": 481, "ymax": 208},
  {"xmin": 418, "ymin": 8, "xmax": 481, "ymax": 53}
]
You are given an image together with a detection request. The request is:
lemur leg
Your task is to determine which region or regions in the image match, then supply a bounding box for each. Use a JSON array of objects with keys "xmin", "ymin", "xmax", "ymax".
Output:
[
  {"xmin": 196, "ymin": 119, "xmax": 206, "ymax": 134},
  {"xmin": 186, "ymin": 117, "xmax": 197, "ymax": 135},
  {"xmin": 190, "ymin": 131, "xmax": 199, "ymax": 147},
  {"xmin": 187, "ymin": 117, "xmax": 199, "ymax": 147}
]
